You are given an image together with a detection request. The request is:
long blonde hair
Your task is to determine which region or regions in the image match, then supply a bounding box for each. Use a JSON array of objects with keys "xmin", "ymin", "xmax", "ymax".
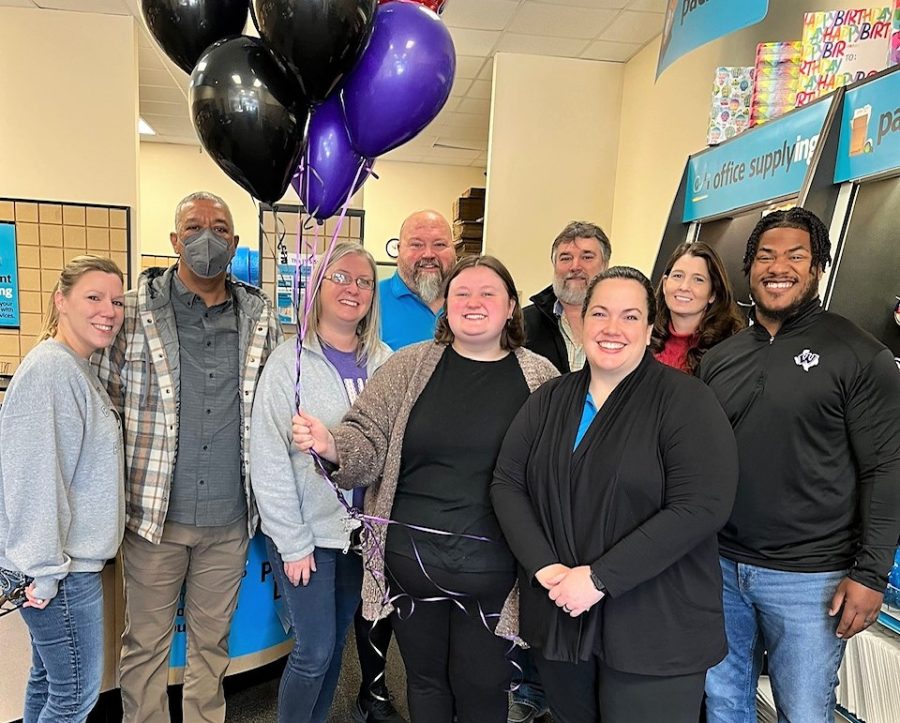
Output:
[
  {"xmin": 38, "ymin": 255, "xmax": 125, "ymax": 342},
  {"xmin": 305, "ymin": 242, "xmax": 382, "ymax": 364}
]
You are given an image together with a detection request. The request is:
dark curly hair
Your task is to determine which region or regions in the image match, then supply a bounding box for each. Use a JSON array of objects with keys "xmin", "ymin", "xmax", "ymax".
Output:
[
  {"xmin": 650, "ymin": 242, "xmax": 746, "ymax": 375},
  {"xmin": 742, "ymin": 206, "xmax": 832, "ymax": 275},
  {"xmin": 434, "ymin": 255, "xmax": 526, "ymax": 350}
]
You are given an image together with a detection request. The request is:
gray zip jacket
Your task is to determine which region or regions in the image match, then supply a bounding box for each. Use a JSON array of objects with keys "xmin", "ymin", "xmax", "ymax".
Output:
[
  {"xmin": 0, "ymin": 340, "xmax": 125, "ymax": 600},
  {"xmin": 250, "ymin": 335, "xmax": 392, "ymax": 561}
]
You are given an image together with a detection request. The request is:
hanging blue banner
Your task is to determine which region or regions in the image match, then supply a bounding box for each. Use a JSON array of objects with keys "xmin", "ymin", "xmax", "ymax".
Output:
[
  {"xmin": 684, "ymin": 96, "xmax": 833, "ymax": 222},
  {"xmin": 0, "ymin": 224, "xmax": 21, "ymax": 328},
  {"xmin": 658, "ymin": 0, "xmax": 769, "ymax": 78},
  {"xmin": 834, "ymin": 67, "xmax": 900, "ymax": 183}
]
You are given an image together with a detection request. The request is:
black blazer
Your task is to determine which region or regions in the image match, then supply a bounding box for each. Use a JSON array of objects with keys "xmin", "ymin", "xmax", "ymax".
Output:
[
  {"xmin": 492, "ymin": 354, "xmax": 739, "ymax": 674},
  {"xmin": 523, "ymin": 285, "xmax": 569, "ymax": 373}
]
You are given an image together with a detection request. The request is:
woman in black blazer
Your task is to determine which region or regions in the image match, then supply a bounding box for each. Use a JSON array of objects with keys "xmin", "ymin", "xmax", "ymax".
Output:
[{"xmin": 491, "ymin": 267, "xmax": 739, "ymax": 723}]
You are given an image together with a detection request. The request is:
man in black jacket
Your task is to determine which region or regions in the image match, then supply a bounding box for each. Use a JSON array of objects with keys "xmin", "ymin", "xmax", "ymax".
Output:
[
  {"xmin": 522, "ymin": 221, "xmax": 611, "ymax": 374},
  {"xmin": 510, "ymin": 221, "xmax": 610, "ymax": 723},
  {"xmin": 701, "ymin": 207, "xmax": 900, "ymax": 723}
]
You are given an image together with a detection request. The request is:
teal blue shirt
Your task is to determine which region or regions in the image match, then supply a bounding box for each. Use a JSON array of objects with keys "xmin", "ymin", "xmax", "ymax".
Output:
[
  {"xmin": 378, "ymin": 272, "xmax": 440, "ymax": 350},
  {"xmin": 574, "ymin": 392, "xmax": 599, "ymax": 449}
]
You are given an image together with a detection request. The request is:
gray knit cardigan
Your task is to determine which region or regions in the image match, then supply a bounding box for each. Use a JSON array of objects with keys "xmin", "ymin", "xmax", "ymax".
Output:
[{"xmin": 330, "ymin": 340, "xmax": 558, "ymax": 639}]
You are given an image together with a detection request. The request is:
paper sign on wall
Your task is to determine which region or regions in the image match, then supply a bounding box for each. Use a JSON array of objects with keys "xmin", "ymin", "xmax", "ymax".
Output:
[{"xmin": 0, "ymin": 223, "xmax": 21, "ymax": 328}]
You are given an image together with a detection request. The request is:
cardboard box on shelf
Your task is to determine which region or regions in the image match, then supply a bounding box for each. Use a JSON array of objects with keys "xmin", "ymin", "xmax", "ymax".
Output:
[
  {"xmin": 460, "ymin": 187, "xmax": 485, "ymax": 199},
  {"xmin": 453, "ymin": 220, "xmax": 483, "ymax": 240},
  {"xmin": 452, "ymin": 197, "xmax": 484, "ymax": 222}
]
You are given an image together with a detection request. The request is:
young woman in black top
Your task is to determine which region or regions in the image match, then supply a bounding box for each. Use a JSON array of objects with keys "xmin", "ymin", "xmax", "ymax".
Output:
[
  {"xmin": 292, "ymin": 256, "xmax": 558, "ymax": 723},
  {"xmin": 491, "ymin": 267, "xmax": 739, "ymax": 723}
]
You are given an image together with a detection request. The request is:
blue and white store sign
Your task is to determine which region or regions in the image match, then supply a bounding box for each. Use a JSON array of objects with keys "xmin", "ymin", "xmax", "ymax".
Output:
[
  {"xmin": 658, "ymin": 0, "xmax": 769, "ymax": 77},
  {"xmin": 834, "ymin": 67, "xmax": 900, "ymax": 183},
  {"xmin": 684, "ymin": 96, "xmax": 833, "ymax": 222},
  {"xmin": 0, "ymin": 223, "xmax": 21, "ymax": 328}
]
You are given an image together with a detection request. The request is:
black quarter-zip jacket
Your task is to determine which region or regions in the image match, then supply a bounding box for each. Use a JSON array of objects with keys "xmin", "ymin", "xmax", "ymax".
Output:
[{"xmin": 699, "ymin": 297, "xmax": 900, "ymax": 591}]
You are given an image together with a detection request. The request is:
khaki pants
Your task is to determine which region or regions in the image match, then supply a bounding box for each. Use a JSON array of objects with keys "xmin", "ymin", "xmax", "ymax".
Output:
[{"xmin": 119, "ymin": 519, "xmax": 249, "ymax": 723}]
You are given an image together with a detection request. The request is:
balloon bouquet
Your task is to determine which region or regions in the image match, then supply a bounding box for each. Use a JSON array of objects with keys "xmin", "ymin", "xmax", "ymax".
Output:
[{"xmin": 142, "ymin": 0, "xmax": 454, "ymax": 219}]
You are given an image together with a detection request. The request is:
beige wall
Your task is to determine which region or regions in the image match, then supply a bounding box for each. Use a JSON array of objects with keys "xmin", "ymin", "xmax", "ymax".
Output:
[
  {"xmin": 611, "ymin": 0, "xmax": 871, "ymax": 274},
  {"xmin": 140, "ymin": 141, "xmax": 311, "ymax": 256},
  {"xmin": 485, "ymin": 53, "xmax": 624, "ymax": 299},
  {"xmin": 362, "ymin": 160, "xmax": 486, "ymax": 263},
  {"xmin": 0, "ymin": 7, "xmax": 139, "ymax": 264}
]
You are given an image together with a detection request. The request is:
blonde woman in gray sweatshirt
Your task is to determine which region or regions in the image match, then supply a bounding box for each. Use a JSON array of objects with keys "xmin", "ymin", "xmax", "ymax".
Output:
[
  {"xmin": 250, "ymin": 243, "xmax": 391, "ymax": 723},
  {"xmin": 0, "ymin": 255, "xmax": 125, "ymax": 723}
]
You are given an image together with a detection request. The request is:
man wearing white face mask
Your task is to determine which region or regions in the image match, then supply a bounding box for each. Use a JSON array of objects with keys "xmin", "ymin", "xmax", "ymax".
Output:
[{"xmin": 94, "ymin": 192, "xmax": 283, "ymax": 723}]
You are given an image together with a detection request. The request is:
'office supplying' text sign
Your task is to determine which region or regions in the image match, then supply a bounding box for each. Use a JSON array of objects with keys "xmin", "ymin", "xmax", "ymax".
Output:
[{"xmin": 684, "ymin": 97, "xmax": 833, "ymax": 222}]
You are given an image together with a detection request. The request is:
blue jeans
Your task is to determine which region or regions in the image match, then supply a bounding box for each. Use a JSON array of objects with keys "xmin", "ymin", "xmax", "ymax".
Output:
[
  {"xmin": 266, "ymin": 538, "xmax": 363, "ymax": 723},
  {"xmin": 705, "ymin": 559, "xmax": 848, "ymax": 723},
  {"xmin": 511, "ymin": 648, "xmax": 547, "ymax": 712},
  {"xmin": 18, "ymin": 572, "xmax": 105, "ymax": 723}
]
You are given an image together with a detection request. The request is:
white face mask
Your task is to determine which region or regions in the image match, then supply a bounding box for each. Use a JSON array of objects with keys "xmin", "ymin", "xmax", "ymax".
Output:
[{"xmin": 181, "ymin": 229, "xmax": 232, "ymax": 278}]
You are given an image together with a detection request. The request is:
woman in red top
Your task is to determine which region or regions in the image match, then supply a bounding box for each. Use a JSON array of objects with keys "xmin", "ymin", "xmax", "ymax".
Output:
[{"xmin": 650, "ymin": 242, "xmax": 744, "ymax": 374}]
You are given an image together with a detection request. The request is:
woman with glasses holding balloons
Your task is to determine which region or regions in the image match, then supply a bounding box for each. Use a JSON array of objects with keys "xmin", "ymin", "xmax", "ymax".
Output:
[{"xmin": 251, "ymin": 242, "xmax": 393, "ymax": 723}]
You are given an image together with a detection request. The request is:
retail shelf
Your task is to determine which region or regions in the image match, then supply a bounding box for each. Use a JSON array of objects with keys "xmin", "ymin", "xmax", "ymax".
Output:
[
  {"xmin": 877, "ymin": 609, "xmax": 900, "ymax": 635},
  {"xmin": 835, "ymin": 705, "xmax": 866, "ymax": 722}
]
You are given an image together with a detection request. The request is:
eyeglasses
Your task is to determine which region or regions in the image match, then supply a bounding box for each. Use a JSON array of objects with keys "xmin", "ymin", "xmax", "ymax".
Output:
[{"xmin": 323, "ymin": 272, "xmax": 375, "ymax": 291}]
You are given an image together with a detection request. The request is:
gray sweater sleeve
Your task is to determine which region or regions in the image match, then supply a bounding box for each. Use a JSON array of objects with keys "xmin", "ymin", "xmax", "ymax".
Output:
[
  {"xmin": 1, "ymin": 371, "xmax": 85, "ymax": 600},
  {"xmin": 250, "ymin": 345, "xmax": 317, "ymax": 561}
]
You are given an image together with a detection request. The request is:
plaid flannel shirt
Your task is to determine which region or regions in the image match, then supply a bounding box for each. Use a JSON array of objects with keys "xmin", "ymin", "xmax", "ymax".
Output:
[{"xmin": 93, "ymin": 265, "xmax": 283, "ymax": 544}]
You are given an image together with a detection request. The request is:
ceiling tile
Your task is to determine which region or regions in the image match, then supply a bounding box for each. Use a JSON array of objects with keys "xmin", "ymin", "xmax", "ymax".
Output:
[
  {"xmin": 599, "ymin": 10, "xmax": 664, "ymax": 44},
  {"xmin": 139, "ymin": 84, "xmax": 188, "ymax": 105},
  {"xmin": 0, "ymin": 1, "xmax": 37, "ymax": 6},
  {"xmin": 508, "ymin": 3, "xmax": 619, "ymax": 39},
  {"xmin": 628, "ymin": 0, "xmax": 667, "ymax": 11},
  {"xmin": 456, "ymin": 97, "xmax": 491, "ymax": 116},
  {"xmin": 442, "ymin": 0, "xmax": 518, "ymax": 31},
  {"xmin": 580, "ymin": 39, "xmax": 643, "ymax": 62},
  {"xmin": 466, "ymin": 79, "xmax": 493, "ymax": 101},
  {"xmin": 450, "ymin": 76, "xmax": 473, "ymax": 97},
  {"xmin": 455, "ymin": 55, "xmax": 487, "ymax": 80},
  {"xmin": 448, "ymin": 27, "xmax": 501, "ymax": 56},
  {"xmin": 527, "ymin": 0, "xmax": 627, "ymax": 6},
  {"xmin": 494, "ymin": 33, "xmax": 590, "ymax": 58},
  {"xmin": 477, "ymin": 57, "xmax": 495, "ymax": 81},
  {"xmin": 36, "ymin": 0, "xmax": 131, "ymax": 13}
]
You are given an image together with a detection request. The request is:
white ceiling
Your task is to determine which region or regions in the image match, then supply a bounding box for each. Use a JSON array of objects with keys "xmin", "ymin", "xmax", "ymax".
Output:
[{"xmin": 5, "ymin": 0, "xmax": 665, "ymax": 167}]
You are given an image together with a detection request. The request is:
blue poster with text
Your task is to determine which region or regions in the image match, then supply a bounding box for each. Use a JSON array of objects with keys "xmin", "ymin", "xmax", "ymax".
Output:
[
  {"xmin": 684, "ymin": 97, "xmax": 833, "ymax": 222},
  {"xmin": 834, "ymin": 68, "xmax": 900, "ymax": 183},
  {"xmin": 0, "ymin": 224, "xmax": 21, "ymax": 328},
  {"xmin": 658, "ymin": 0, "xmax": 769, "ymax": 77}
]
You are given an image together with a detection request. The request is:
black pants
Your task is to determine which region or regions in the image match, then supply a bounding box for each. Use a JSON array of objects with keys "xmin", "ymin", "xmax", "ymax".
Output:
[
  {"xmin": 354, "ymin": 604, "xmax": 393, "ymax": 697},
  {"xmin": 533, "ymin": 649, "xmax": 706, "ymax": 723},
  {"xmin": 386, "ymin": 553, "xmax": 514, "ymax": 723}
]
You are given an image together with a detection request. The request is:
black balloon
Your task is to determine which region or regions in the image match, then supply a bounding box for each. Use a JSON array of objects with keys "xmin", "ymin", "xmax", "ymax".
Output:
[
  {"xmin": 190, "ymin": 36, "xmax": 311, "ymax": 205},
  {"xmin": 255, "ymin": 0, "xmax": 377, "ymax": 102},
  {"xmin": 142, "ymin": 0, "xmax": 250, "ymax": 75}
]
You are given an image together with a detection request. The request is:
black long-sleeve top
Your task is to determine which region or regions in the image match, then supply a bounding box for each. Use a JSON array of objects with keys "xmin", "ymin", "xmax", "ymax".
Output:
[
  {"xmin": 491, "ymin": 353, "xmax": 739, "ymax": 674},
  {"xmin": 699, "ymin": 298, "xmax": 900, "ymax": 592}
]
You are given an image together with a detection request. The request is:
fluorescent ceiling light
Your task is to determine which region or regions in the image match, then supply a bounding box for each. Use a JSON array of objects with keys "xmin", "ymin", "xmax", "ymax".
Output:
[{"xmin": 139, "ymin": 118, "xmax": 156, "ymax": 136}]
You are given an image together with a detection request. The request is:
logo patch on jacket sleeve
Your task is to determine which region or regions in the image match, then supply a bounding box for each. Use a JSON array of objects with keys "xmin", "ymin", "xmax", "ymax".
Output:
[{"xmin": 794, "ymin": 349, "xmax": 820, "ymax": 371}]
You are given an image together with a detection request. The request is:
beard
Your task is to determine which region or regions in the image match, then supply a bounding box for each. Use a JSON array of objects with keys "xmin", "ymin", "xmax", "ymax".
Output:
[
  {"xmin": 553, "ymin": 274, "xmax": 589, "ymax": 306},
  {"xmin": 410, "ymin": 260, "xmax": 446, "ymax": 304},
  {"xmin": 752, "ymin": 272, "xmax": 819, "ymax": 323}
]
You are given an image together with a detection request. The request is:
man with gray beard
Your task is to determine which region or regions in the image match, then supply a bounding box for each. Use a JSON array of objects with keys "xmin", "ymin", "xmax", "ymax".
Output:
[
  {"xmin": 378, "ymin": 210, "xmax": 457, "ymax": 351},
  {"xmin": 521, "ymin": 221, "xmax": 611, "ymax": 375}
]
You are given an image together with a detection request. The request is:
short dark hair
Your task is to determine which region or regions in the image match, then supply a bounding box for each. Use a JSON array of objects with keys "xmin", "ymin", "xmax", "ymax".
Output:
[
  {"xmin": 743, "ymin": 207, "xmax": 832, "ymax": 274},
  {"xmin": 581, "ymin": 266, "xmax": 657, "ymax": 325},
  {"xmin": 434, "ymin": 255, "xmax": 526, "ymax": 350},
  {"xmin": 551, "ymin": 221, "xmax": 611, "ymax": 265}
]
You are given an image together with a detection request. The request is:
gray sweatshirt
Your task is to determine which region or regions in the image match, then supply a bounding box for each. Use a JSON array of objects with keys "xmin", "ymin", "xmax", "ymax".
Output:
[
  {"xmin": 0, "ymin": 339, "xmax": 125, "ymax": 600},
  {"xmin": 250, "ymin": 335, "xmax": 391, "ymax": 561}
]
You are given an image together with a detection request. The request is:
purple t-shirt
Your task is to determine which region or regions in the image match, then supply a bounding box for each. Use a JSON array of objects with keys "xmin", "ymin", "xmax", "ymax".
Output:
[{"xmin": 321, "ymin": 343, "xmax": 368, "ymax": 509}]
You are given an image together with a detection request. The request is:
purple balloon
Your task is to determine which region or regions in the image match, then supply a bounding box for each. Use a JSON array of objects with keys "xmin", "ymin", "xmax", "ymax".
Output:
[
  {"xmin": 292, "ymin": 96, "xmax": 372, "ymax": 220},
  {"xmin": 341, "ymin": 1, "xmax": 456, "ymax": 158}
]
